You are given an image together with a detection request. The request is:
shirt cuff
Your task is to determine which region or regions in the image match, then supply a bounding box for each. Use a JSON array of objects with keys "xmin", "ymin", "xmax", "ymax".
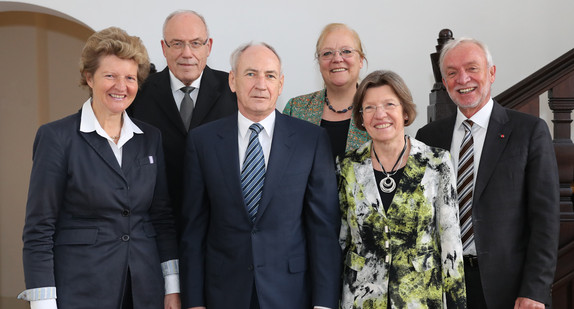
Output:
[
  {"xmin": 161, "ymin": 259, "xmax": 179, "ymax": 276},
  {"xmin": 17, "ymin": 287, "xmax": 57, "ymax": 301},
  {"xmin": 314, "ymin": 307, "xmax": 331, "ymax": 309},
  {"xmin": 164, "ymin": 273, "xmax": 180, "ymax": 294},
  {"xmin": 30, "ymin": 299, "xmax": 58, "ymax": 309},
  {"xmin": 162, "ymin": 259, "xmax": 180, "ymax": 294}
]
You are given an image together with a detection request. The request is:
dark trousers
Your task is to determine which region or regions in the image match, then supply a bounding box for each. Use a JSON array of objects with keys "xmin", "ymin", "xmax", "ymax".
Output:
[
  {"xmin": 122, "ymin": 268, "xmax": 133, "ymax": 309},
  {"xmin": 250, "ymin": 283, "xmax": 260, "ymax": 309},
  {"xmin": 464, "ymin": 257, "xmax": 488, "ymax": 309}
]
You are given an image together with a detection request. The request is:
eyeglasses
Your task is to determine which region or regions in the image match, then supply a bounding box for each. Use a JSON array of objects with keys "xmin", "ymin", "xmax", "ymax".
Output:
[
  {"xmin": 164, "ymin": 39, "xmax": 209, "ymax": 50},
  {"xmin": 317, "ymin": 48, "xmax": 357, "ymax": 60},
  {"xmin": 360, "ymin": 103, "xmax": 399, "ymax": 114}
]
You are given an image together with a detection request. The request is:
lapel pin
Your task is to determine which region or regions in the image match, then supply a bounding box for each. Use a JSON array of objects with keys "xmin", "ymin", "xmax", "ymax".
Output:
[{"xmin": 500, "ymin": 134, "xmax": 505, "ymax": 139}]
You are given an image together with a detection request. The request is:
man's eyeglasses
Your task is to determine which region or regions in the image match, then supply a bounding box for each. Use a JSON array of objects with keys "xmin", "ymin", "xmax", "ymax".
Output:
[
  {"xmin": 360, "ymin": 103, "xmax": 399, "ymax": 114},
  {"xmin": 317, "ymin": 48, "xmax": 357, "ymax": 60},
  {"xmin": 164, "ymin": 39, "xmax": 208, "ymax": 50}
]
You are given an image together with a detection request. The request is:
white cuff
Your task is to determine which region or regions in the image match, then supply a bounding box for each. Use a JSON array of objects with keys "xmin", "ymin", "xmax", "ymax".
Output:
[
  {"xmin": 30, "ymin": 298, "xmax": 58, "ymax": 309},
  {"xmin": 164, "ymin": 273, "xmax": 180, "ymax": 294}
]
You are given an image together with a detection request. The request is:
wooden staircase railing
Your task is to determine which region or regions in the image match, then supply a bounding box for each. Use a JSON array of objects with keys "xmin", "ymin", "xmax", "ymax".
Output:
[{"xmin": 427, "ymin": 29, "xmax": 574, "ymax": 308}]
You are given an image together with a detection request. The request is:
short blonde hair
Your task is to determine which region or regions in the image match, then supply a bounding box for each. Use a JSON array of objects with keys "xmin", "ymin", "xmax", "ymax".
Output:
[
  {"xmin": 315, "ymin": 23, "xmax": 366, "ymax": 61},
  {"xmin": 79, "ymin": 27, "xmax": 150, "ymax": 95}
]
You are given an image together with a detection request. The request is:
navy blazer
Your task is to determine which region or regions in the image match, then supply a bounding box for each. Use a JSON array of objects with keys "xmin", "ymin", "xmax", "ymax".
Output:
[
  {"xmin": 416, "ymin": 101, "xmax": 560, "ymax": 308},
  {"xmin": 180, "ymin": 110, "xmax": 342, "ymax": 309},
  {"xmin": 128, "ymin": 66, "xmax": 237, "ymax": 230},
  {"xmin": 22, "ymin": 111, "xmax": 178, "ymax": 308}
]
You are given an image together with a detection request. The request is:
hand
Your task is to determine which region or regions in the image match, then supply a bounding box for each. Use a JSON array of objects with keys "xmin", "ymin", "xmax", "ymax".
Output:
[
  {"xmin": 514, "ymin": 297, "xmax": 544, "ymax": 309},
  {"xmin": 164, "ymin": 293, "xmax": 181, "ymax": 309}
]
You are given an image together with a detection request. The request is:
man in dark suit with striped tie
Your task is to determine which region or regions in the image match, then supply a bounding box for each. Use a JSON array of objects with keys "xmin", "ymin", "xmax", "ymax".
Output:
[
  {"xmin": 179, "ymin": 42, "xmax": 342, "ymax": 309},
  {"xmin": 416, "ymin": 37, "xmax": 559, "ymax": 309}
]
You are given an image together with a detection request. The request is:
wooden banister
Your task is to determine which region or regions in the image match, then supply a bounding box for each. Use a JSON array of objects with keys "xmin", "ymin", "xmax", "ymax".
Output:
[{"xmin": 494, "ymin": 48, "xmax": 574, "ymax": 111}]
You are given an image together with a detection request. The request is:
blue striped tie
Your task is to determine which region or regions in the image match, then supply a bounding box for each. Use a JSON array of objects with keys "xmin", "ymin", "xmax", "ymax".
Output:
[{"xmin": 241, "ymin": 123, "xmax": 265, "ymax": 222}]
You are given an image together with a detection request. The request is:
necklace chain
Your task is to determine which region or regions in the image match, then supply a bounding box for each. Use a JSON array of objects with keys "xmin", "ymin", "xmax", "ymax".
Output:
[
  {"xmin": 324, "ymin": 89, "xmax": 352, "ymax": 113},
  {"xmin": 373, "ymin": 135, "xmax": 408, "ymax": 193}
]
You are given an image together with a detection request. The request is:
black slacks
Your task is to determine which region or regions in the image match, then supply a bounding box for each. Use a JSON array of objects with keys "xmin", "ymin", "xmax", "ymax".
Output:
[
  {"xmin": 121, "ymin": 268, "xmax": 133, "ymax": 309},
  {"xmin": 464, "ymin": 257, "xmax": 488, "ymax": 309}
]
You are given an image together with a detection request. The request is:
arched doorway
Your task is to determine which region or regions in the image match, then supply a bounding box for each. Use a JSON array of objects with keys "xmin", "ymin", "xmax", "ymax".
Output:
[{"xmin": 0, "ymin": 7, "xmax": 93, "ymax": 308}]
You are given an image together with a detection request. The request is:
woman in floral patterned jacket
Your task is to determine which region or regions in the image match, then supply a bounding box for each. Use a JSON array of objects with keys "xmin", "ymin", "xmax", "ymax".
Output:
[
  {"xmin": 283, "ymin": 23, "xmax": 369, "ymax": 161},
  {"xmin": 337, "ymin": 70, "xmax": 466, "ymax": 308}
]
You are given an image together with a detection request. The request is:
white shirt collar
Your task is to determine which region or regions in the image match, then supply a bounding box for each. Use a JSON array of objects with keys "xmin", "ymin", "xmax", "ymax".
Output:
[
  {"xmin": 238, "ymin": 110, "xmax": 276, "ymax": 140},
  {"xmin": 169, "ymin": 69, "xmax": 203, "ymax": 94},
  {"xmin": 455, "ymin": 98, "xmax": 493, "ymax": 130},
  {"xmin": 79, "ymin": 99, "xmax": 143, "ymax": 147}
]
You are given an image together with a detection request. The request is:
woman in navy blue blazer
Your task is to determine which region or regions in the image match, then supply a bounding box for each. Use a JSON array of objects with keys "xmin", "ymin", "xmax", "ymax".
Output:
[{"xmin": 18, "ymin": 27, "xmax": 180, "ymax": 309}]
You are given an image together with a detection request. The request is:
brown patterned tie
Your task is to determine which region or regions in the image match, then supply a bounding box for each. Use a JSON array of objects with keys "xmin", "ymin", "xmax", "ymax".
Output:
[{"xmin": 458, "ymin": 120, "xmax": 474, "ymax": 251}]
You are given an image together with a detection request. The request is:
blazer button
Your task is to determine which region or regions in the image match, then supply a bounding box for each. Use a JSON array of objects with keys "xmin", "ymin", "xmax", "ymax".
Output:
[
  {"xmin": 121, "ymin": 235, "xmax": 130, "ymax": 242},
  {"xmin": 122, "ymin": 209, "xmax": 130, "ymax": 217},
  {"xmin": 248, "ymin": 264, "xmax": 254, "ymax": 271}
]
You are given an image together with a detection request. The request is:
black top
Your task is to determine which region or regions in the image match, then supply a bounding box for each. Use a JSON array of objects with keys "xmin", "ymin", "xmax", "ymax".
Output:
[
  {"xmin": 374, "ymin": 167, "xmax": 405, "ymax": 212},
  {"xmin": 321, "ymin": 118, "xmax": 350, "ymax": 161}
]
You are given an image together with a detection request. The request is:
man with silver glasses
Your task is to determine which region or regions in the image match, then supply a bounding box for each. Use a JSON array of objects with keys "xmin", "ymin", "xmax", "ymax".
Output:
[{"xmin": 129, "ymin": 10, "xmax": 236, "ymax": 234}]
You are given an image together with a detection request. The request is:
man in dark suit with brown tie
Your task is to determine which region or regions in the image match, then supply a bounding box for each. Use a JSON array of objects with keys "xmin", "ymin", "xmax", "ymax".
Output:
[
  {"xmin": 129, "ymin": 10, "xmax": 237, "ymax": 231},
  {"xmin": 416, "ymin": 37, "xmax": 559, "ymax": 309}
]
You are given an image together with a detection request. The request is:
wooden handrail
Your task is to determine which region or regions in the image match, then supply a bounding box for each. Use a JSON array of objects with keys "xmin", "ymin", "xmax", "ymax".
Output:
[{"xmin": 495, "ymin": 48, "xmax": 574, "ymax": 109}]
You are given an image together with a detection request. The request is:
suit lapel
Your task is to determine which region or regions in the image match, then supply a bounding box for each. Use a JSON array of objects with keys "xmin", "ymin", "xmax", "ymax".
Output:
[
  {"xmin": 152, "ymin": 68, "xmax": 188, "ymax": 134},
  {"xmin": 473, "ymin": 102, "xmax": 511, "ymax": 202},
  {"xmin": 214, "ymin": 116, "xmax": 245, "ymax": 215},
  {"xmin": 307, "ymin": 90, "xmax": 325, "ymax": 126},
  {"xmin": 437, "ymin": 116, "xmax": 457, "ymax": 150},
  {"xmin": 120, "ymin": 134, "xmax": 139, "ymax": 176},
  {"xmin": 256, "ymin": 111, "xmax": 295, "ymax": 222},
  {"xmin": 190, "ymin": 66, "xmax": 222, "ymax": 129},
  {"xmin": 351, "ymin": 141, "xmax": 387, "ymax": 216},
  {"xmin": 81, "ymin": 131, "xmax": 126, "ymax": 182}
]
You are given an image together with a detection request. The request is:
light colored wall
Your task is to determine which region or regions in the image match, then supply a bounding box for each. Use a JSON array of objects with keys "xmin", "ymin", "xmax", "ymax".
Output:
[
  {"xmin": 0, "ymin": 11, "xmax": 92, "ymax": 306},
  {"xmin": 3, "ymin": 0, "xmax": 574, "ymax": 135},
  {"xmin": 1, "ymin": 0, "xmax": 573, "ymax": 305}
]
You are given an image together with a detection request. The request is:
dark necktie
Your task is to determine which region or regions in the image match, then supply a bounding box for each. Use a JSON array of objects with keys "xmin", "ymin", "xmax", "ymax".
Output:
[
  {"xmin": 241, "ymin": 123, "xmax": 265, "ymax": 222},
  {"xmin": 458, "ymin": 119, "xmax": 475, "ymax": 251},
  {"xmin": 180, "ymin": 86, "xmax": 195, "ymax": 131}
]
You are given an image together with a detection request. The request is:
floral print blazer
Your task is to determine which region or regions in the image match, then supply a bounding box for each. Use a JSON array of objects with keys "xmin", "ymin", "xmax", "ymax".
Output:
[
  {"xmin": 337, "ymin": 138, "xmax": 466, "ymax": 308},
  {"xmin": 283, "ymin": 89, "xmax": 369, "ymax": 153}
]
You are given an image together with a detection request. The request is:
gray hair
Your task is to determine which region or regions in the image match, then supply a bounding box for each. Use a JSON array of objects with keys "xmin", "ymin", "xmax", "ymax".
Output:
[
  {"xmin": 439, "ymin": 37, "xmax": 494, "ymax": 77},
  {"xmin": 229, "ymin": 42, "xmax": 282, "ymax": 73},
  {"xmin": 162, "ymin": 10, "xmax": 210, "ymax": 40}
]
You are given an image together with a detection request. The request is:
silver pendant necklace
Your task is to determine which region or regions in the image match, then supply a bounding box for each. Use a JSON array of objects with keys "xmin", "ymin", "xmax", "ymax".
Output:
[{"xmin": 373, "ymin": 135, "xmax": 408, "ymax": 193}]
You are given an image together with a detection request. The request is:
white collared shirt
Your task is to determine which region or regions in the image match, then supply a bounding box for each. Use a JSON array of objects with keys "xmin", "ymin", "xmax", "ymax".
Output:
[
  {"xmin": 451, "ymin": 98, "xmax": 493, "ymax": 256},
  {"xmin": 169, "ymin": 70, "xmax": 203, "ymax": 111},
  {"xmin": 238, "ymin": 111, "xmax": 275, "ymax": 171},
  {"xmin": 79, "ymin": 99, "xmax": 143, "ymax": 166}
]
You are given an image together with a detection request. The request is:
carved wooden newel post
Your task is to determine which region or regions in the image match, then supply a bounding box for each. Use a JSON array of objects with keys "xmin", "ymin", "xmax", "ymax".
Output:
[
  {"xmin": 548, "ymin": 77, "xmax": 574, "ymax": 212},
  {"xmin": 427, "ymin": 29, "xmax": 456, "ymax": 123}
]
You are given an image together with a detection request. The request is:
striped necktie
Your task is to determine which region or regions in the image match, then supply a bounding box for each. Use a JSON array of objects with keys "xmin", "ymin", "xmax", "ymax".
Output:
[
  {"xmin": 458, "ymin": 119, "xmax": 475, "ymax": 251},
  {"xmin": 241, "ymin": 123, "xmax": 265, "ymax": 222},
  {"xmin": 180, "ymin": 86, "xmax": 195, "ymax": 131}
]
